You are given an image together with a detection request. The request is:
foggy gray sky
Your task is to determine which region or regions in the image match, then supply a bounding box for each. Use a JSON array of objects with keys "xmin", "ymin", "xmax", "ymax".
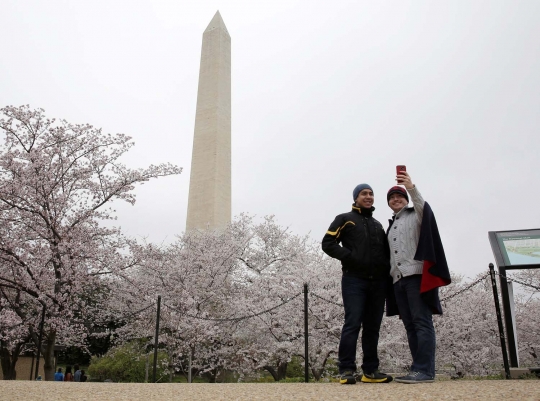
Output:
[{"xmin": 1, "ymin": 0, "xmax": 539, "ymax": 280}]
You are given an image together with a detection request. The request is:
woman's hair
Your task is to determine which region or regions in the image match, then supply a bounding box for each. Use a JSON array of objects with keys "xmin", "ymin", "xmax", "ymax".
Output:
[{"xmin": 65, "ymin": 366, "xmax": 72, "ymax": 374}]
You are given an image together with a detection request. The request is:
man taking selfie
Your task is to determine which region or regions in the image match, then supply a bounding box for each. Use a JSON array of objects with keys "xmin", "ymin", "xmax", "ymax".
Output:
[
  {"xmin": 322, "ymin": 184, "xmax": 393, "ymax": 384},
  {"xmin": 386, "ymin": 168, "xmax": 450, "ymax": 384}
]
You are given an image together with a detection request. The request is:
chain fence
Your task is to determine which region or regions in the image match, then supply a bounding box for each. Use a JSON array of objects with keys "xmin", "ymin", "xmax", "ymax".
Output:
[
  {"xmin": 161, "ymin": 292, "xmax": 302, "ymax": 323},
  {"xmin": 145, "ymin": 272, "xmax": 505, "ymax": 329},
  {"xmin": 310, "ymin": 272, "xmax": 493, "ymax": 308},
  {"xmin": 153, "ymin": 271, "xmax": 512, "ymax": 323},
  {"xmin": 440, "ymin": 273, "xmax": 489, "ymax": 302},
  {"xmin": 114, "ymin": 269, "xmax": 537, "ymax": 326},
  {"xmin": 107, "ymin": 268, "xmax": 539, "ymax": 336},
  {"xmin": 91, "ymin": 303, "xmax": 155, "ymax": 326},
  {"xmin": 497, "ymin": 272, "xmax": 540, "ymax": 292},
  {"xmin": 118, "ymin": 303, "xmax": 155, "ymax": 320},
  {"xmin": 310, "ymin": 292, "xmax": 343, "ymax": 307}
]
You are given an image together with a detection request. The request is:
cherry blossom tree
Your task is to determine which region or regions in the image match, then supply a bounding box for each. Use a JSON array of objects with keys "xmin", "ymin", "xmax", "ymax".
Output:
[
  {"xmin": 231, "ymin": 215, "xmax": 309, "ymax": 380},
  {"xmin": 109, "ymin": 215, "xmax": 311, "ymax": 381},
  {"xmin": 105, "ymin": 222, "xmax": 248, "ymax": 382},
  {"xmin": 0, "ymin": 105, "xmax": 181, "ymax": 380}
]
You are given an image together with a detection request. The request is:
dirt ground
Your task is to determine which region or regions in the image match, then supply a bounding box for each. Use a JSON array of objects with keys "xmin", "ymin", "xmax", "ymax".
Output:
[{"xmin": 1, "ymin": 380, "xmax": 539, "ymax": 401}]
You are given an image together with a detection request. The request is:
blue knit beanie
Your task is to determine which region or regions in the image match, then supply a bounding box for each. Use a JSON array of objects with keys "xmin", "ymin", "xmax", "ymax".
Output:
[{"xmin": 353, "ymin": 183, "xmax": 373, "ymax": 201}]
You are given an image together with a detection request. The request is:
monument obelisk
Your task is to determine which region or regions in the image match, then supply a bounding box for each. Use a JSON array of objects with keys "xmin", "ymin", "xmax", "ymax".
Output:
[{"xmin": 186, "ymin": 11, "xmax": 231, "ymax": 231}]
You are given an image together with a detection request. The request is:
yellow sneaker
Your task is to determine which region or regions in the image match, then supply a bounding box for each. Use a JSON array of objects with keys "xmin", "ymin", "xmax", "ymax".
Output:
[{"xmin": 339, "ymin": 371, "xmax": 356, "ymax": 384}]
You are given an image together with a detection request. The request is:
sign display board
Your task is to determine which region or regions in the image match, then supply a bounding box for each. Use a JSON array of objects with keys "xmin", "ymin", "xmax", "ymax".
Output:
[{"xmin": 489, "ymin": 229, "xmax": 540, "ymax": 270}]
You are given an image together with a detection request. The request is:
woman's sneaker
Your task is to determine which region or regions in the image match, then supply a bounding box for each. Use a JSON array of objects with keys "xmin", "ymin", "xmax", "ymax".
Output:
[
  {"xmin": 394, "ymin": 371, "xmax": 434, "ymax": 384},
  {"xmin": 360, "ymin": 370, "xmax": 393, "ymax": 383},
  {"xmin": 339, "ymin": 370, "xmax": 356, "ymax": 384}
]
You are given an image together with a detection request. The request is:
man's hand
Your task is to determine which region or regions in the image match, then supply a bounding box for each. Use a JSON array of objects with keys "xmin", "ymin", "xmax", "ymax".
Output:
[{"xmin": 396, "ymin": 170, "xmax": 414, "ymax": 190}]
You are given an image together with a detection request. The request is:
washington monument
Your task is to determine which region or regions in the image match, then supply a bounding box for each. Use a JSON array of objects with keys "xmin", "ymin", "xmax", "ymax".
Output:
[{"xmin": 186, "ymin": 11, "xmax": 231, "ymax": 231}]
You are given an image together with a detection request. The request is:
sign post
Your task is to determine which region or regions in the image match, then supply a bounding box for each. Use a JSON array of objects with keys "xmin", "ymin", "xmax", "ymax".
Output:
[
  {"xmin": 488, "ymin": 229, "xmax": 540, "ymax": 368},
  {"xmin": 488, "ymin": 263, "xmax": 511, "ymax": 379}
]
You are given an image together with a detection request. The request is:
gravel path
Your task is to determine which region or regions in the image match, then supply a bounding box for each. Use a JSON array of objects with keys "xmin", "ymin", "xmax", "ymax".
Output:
[{"xmin": 1, "ymin": 380, "xmax": 539, "ymax": 400}]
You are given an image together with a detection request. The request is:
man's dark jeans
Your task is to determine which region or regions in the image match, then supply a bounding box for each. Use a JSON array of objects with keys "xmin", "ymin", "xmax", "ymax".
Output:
[
  {"xmin": 394, "ymin": 274, "xmax": 436, "ymax": 377},
  {"xmin": 338, "ymin": 273, "xmax": 387, "ymax": 374}
]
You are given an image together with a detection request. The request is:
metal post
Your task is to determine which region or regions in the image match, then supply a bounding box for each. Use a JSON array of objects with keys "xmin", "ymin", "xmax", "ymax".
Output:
[
  {"xmin": 153, "ymin": 295, "xmax": 161, "ymax": 383},
  {"xmin": 303, "ymin": 283, "xmax": 309, "ymax": 383},
  {"xmin": 507, "ymin": 281, "xmax": 520, "ymax": 366},
  {"xmin": 498, "ymin": 266, "xmax": 519, "ymax": 367},
  {"xmin": 489, "ymin": 264, "xmax": 511, "ymax": 379},
  {"xmin": 188, "ymin": 347, "xmax": 192, "ymax": 383},
  {"xmin": 29, "ymin": 352, "xmax": 35, "ymax": 380},
  {"xmin": 34, "ymin": 305, "xmax": 46, "ymax": 380}
]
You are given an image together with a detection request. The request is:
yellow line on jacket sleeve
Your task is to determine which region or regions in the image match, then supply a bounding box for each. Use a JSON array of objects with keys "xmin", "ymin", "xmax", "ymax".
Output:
[{"xmin": 326, "ymin": 221, "xmax": 355, "ymax": 237}]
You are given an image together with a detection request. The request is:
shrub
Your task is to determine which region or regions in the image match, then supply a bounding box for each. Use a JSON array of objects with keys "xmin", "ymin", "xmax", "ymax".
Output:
[{"xmin": 88, "ymin": 341, "xmax": 169, "ymax": 382}]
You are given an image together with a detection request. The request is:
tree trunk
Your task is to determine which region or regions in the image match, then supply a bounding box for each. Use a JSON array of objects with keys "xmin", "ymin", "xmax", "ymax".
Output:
[
  {"xmin": 264, "ymin": 361, "xmax": 288, "ymax": 381},
  {"xmin": 145, "ymin": 353, "xmax": 149, "ymax": 383},
  {"xmin": 263, "ymin": 365, "xmax": 278, "ymax": 381},
  {"xmin": 41, "ymin": 330, "xmax": 56, "ymax": 381},
  {"xmin": 0, "ymin": 341, "xmax": 21, "ymax": 380},
  {"xmin": 311, "ymin": 352, "xmax": 332, "ymax": 381},
  {"xmin": 202, "ymin": 368, "xmax": 217, "ymax": 383},
  {"xmin": 277, "ymin": 361, "xmax": 287, "ymax": 380}
]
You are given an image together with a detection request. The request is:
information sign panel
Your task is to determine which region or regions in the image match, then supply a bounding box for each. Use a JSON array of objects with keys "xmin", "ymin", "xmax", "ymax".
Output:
[{"xmin": 489, "ymin": 229, "xmax": 540, "ymax": 270}]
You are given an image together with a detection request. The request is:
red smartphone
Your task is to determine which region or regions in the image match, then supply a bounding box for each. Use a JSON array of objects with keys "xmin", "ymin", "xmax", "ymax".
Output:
[{"xmin": 396, "ymin": 165, "xmax": 406, "ymax": 175}]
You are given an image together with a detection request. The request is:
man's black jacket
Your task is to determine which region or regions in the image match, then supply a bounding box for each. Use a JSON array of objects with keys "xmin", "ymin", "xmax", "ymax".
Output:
[{"xmin": 322, "ymin": 205, "xmax": 391, "ymax": 280}]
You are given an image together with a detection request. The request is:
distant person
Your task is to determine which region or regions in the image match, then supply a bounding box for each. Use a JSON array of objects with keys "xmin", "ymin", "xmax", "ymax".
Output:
[
  {"xmin": 322, "ymin": 183, "xmax": 393, "ymax": 384},
  {"xmin": 54, "ymin": 367, "xmax": 64, "ymax": 381},
  {"xmin": 74, "ymin": 365, "xmax": 81, "ymax": 382},
  {"xmin": 64, "ymin": 365, "xmax": 74, "ymax": 382},
  {"xmin": 80, "ymin": 370, "xmax": 88, "ymax": 382},
  {"xmin": 385, "ymin": 169, "xmax": 451, "ymax": 384}
]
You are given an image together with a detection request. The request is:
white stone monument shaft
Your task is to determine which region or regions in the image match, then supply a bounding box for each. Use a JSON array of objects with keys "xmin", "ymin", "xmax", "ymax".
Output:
[{"xmin": 186, "ymin": 11, "xmax": 231, "ymax": 230}]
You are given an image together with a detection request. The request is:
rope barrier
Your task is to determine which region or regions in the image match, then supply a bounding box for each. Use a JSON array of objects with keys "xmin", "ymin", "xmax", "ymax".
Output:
[{"xmin": 162, "ymin": 292, "xmax": 302, "ymax": 322}]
